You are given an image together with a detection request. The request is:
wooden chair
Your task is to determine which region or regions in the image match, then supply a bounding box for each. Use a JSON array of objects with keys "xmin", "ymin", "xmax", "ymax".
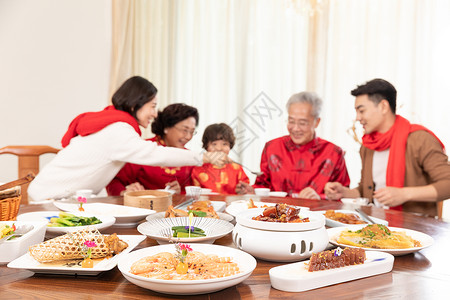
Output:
[{"xmin": 0, "ymin": 145, "xmax": 60, "ymax": 204}]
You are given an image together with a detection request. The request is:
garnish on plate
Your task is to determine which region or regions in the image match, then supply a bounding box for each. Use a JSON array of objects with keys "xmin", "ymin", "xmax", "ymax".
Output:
[
  {"xmin": 175, "ymin": 243, "xmax": 193, "ymax": 274},
  {"xmin": 77, "ymin": 196, "xmax": 87, "ymax": 211},
  {"xmin": 81, "ymin": 240, "xmax": 97, "ymax": 268}
]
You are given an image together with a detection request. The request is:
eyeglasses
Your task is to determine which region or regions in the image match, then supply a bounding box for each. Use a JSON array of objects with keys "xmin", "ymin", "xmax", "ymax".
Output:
[
  {"xmin": 286, "ymin": 119, "xmax": 313, "ymax": 129},
  {"xmin": 173, "ymin": 126, "xmax": 197, "ymax": 136}
]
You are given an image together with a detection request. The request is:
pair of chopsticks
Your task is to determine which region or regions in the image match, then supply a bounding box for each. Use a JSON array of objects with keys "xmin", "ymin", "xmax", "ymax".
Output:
[{"xmin": 0, "ymin": 173, "xmax": 35, "ymax": 192}]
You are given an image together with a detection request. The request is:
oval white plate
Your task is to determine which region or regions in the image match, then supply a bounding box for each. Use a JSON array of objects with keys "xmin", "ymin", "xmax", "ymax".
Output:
[
  {"xmin": 146, "ymin": 211, "xmax": 234, "ymax": 223},
  {"xmin": 327, "ymin": 225, "xmax": 434, "ymax": 256},
  {"xmin": 17, "ymin": 211, "xmax": 115, "ymax": 234},
  {"xmin": 118, "ymin": 244, "xmax": 256, "ymax": 295},
  {"xmin": 314, "ymin": 210, "xmax": 388, "ymax": 227},
  {"xmin": 138, "ymin": 217, "xmax": 234, "ymax": 244},
  {"xmin": 269, "ymin": 191, "xmax": 288, "ymax": 197},
  {"xmin": 226, "ymin": 201, "xmax": 310, "ymax": 217},
  {"xmin": 235, "ymin": 208, "xmax": 324, "ymax": 232},
  {"xmin": 53, "ymin": 201, "xmax": 155, "ymax": 226}
]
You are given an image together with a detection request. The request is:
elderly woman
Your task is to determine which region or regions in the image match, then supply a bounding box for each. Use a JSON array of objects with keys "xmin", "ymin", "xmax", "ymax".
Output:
[
  {"xmin": 28, "ymin": 76, "xmax": 228, "ymax": 201},
  {"xmin": 236, "ymin": 91, "xmax": 350, "ymax": 199},
  {"xmin": 106, "ymin": 103, "xmax": 199, "ymax": 195}
]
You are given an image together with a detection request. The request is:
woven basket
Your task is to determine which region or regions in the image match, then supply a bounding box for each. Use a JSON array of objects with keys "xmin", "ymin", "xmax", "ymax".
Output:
[{"xmin": 0, "ymin": 195, "xmax": 21, "ymax": 221}]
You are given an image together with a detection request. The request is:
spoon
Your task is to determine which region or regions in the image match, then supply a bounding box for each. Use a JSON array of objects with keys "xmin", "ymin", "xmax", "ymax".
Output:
[{"xmin": 232, "ymin": 161, "xmax": 263, "ymax": 176}]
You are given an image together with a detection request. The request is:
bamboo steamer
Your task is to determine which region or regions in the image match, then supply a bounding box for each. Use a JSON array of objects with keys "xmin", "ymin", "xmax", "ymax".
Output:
[{"xmin": 124, "ymin": 190, "xmax": 172, "ymax": 212}]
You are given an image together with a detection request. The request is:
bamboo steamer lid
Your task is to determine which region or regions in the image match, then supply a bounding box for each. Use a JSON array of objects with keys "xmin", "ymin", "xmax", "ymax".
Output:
[{"xmin": 124, "ymin": 190, "xmax": 172, "ymax": 212}]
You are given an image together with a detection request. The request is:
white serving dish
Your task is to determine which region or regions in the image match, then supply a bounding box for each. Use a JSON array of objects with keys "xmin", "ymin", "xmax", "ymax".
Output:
[
  {"xmin": 327, "ymin": 225, "xmax": 434, "ymax": 256},
  {"xmin": 7, "ymin": 235, "xmax": 145, "ymax": 275},
  {"xmin": 146, "ymin": 211, "xmax": 234, "ymax": 223},
  {"xmin": 226, "ymin": 201, "xmax": 309, "ymax": 217},
  {"xmin": 340, "ymin": 198, "xmax": 370, "ymax": 206},
  {"xmin": 137, "ymin": 217, "xmax": 234, "ymax": 244},
  {"xmin": 269, "ymin": 250, "xmax": 394, "ymax": 292},
  {"xmin": 233, "ymin": 209, "xmax": 328, "ymax": 262},
  {"xmin": 118, "ymin": 244, "xmax": 256, "ymax": 295},
  {"xmin": 235, "ymin": 208, "xmax": 324, "ymax": 232},
  {"xmin": 314, "ymin": 209, "xmax": 388, "ymax": 227},
  {"xmin": 53, "ymin": 201, "xmax": 156, "ymax": 227},
  {"xmin": 0, "ymin": 221, "xmax": 47, "ymax": 264},
  {"xmin": 17, "ymin": 211, "xmax": 116, "ymax": 234}
]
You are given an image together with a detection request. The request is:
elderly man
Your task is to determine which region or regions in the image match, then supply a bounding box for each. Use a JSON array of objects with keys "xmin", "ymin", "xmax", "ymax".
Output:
[
  {"xmin": 325, "ymin": 78, "xmax": 450, "ymax": 217},
  {"xmin": 237, "ymin": 91, "xmax": 350, "ymax": 199}
]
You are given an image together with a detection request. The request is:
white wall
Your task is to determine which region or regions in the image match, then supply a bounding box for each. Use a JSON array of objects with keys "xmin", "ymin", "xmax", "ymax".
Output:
[{"xmin": 0, "ymin": 0, "xmax": 112, "ymax": 183}]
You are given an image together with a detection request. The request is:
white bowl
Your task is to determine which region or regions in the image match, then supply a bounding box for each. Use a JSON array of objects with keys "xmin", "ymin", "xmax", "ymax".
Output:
[
  {"xmin": 137, "ymin": 217, "xmax": 234, "ymax": 244},
  {"xmin": 118, "ymin": 244, "xmax": 257, "ymax": 295},
  {"xmin": 0, "ymin": 221, "xmax": 47, "ymax": 264},
  {"xmin": 254, "ymin": 188, "xmax": 270, "ymax": 196},
  {"xmin": 233, "ymin": 209, "xmax": 328, "ymax": 262}
]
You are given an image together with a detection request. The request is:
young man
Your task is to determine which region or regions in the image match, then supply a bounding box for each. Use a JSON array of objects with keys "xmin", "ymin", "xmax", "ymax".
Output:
[
  {"xmin": 237, "ymin": 91, "xmax": 350, "ymax": 199},
  {"xmin": 325, "ymin": 78, "xmax": 450, "ymax": 217}
]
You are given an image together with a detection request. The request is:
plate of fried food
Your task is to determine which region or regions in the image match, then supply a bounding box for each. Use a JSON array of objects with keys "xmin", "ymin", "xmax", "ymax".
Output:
[
  {"xmin": 118, "ymin": 243, "xmax": 257, "ymax": 295},
  {"xmin": 7, "ymin": 228, "xmax": 145, "ymax": 275},
  {"xmin": 269, "ymin": 247, "xmax": 394, "ymax": 292},
  {"xmin": 147, "ymin": 200, "xmax": 234, "ymax": 223},
  {"xmin": 315, "ymin": 210, "xmax": 388, "ymax": 227},
  {"xmin": 327, "ymin": 224, "xmax": 433, "ymax": 256}
]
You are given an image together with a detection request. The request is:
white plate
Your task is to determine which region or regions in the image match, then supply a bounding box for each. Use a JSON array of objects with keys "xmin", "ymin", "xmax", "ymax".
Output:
[
  {"xmin": 269, "ymin": 251, "xmax": 394, "ymax": 292},
  {"xmin": 146, "ymin": 211, "xmax": 234, "ymax": 223},
  {"xmin": 235, "ymin": 208, "xmax": 324, "ymax": 232},
  {"xmin": 226, "ymin": 201, "xmax": 310, "ymax": 217},
  {"xmin": 53, "ymin": 202, "xmax": 156, "ymax": 226},
  {"xmin": 118, "ymin": 243, "xmax": 256, "ymax": 295},
  {"xmin": 175, "ymin": 200, "xmax": 226, "ymax": 213},
  {"xmin": 327, "ymin": 225, "xmax": 434, "ymax": 256},
  {"xmin": 7, "ymin": 235, "xmax": 145, "ymax": 275},
  {"xmin": 314, "ymin": 210, "xmax": 388, "ymax": 227},
  {"xmin": 17, "ymin": 211, "xmax": 115, "ymax": 234},
  {"xmin": 138, "ymin": 217, "xmax": 234, "ymax": 244}
]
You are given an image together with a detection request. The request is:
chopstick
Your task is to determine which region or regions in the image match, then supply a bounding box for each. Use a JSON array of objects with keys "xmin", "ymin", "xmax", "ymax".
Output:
[
  {"xmin": 355, "ymin": 208, "xmax": 376, "ymax": 224},
  {"xmin": 0, "ymin": 173, "xmax": 35, "ymax": 192}
]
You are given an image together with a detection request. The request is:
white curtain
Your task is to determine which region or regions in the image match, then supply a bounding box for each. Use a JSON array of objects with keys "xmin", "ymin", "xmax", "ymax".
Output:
[{"xmin": 110, "ymin": 0, "xmax": 450, "ymax": 186}]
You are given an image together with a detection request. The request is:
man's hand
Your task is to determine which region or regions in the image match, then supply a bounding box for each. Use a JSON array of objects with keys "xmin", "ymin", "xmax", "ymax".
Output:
[
  {"xmin": 324, "ymin": 182, "xmax": 345, "ymax": 200},
  {"xmin": 236, "ymin": 181, "xmax": 254, "ymax": 194},
  {"xmin": 373, "ymin": 187, "xmax": 409, "ymax": 207},
  {"xmin": 297, "ymin": 187, "xmax": 320, "ymax": 200},
  {"xmin": 203, "ymin": 151, "xmax": 231, "ymax": 168},
  {"xmin": 165, "ymin": 180, "xmax": 181, "ymax": 194}
]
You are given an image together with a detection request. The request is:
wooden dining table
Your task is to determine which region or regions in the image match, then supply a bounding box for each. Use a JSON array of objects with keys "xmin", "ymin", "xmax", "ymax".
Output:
[{"xmin": 1, "ymin": 194, "xmax": 449, "ymax": 299}]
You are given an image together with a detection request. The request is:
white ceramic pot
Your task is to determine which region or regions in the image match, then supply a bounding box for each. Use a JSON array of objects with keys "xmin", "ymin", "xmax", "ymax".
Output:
[{"xmin": 232, "ymin": 209, "xmax": 329, "ymax": 262}]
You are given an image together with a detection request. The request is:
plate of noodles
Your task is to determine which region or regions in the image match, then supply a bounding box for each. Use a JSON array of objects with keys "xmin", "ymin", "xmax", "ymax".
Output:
[
  {"xmin": 327, "ymin": 224, "xmax": 433, "ymax": 256},
  {"xmin": 117, "ymin": 243, "xmax": 257, "ymax": 295}
]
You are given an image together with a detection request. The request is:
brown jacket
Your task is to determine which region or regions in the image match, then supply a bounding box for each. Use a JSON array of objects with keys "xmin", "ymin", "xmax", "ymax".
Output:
[{"xmin": 357, "ymin": 130, "xmax": 450, "ymax": 217}]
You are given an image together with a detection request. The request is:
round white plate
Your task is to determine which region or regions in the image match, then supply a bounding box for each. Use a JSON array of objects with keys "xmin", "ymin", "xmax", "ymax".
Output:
[
  {"xmin": 327, "ymin": 225, "xmax": 434, "ymax": 256},
  {"xmin": 226, "ymin": 201, "xmax": 310, "ymax": 217},
  {"xmin": 146, "ymin": 211, "xmax": 234, "ymax": 223},
  {"xmin": 138, "ymin": 217, "xmax": 234, "ymax": 244},
  {"xmin": 235, "ymin": 208, "xmax": 324, "ymax": 232},
  {"xmin": 118, "ymin": 243, "xmax": 256, "ymax": 295},
  {"xmin": 268, "ymin": 191, "xmax": 288, "ymax": 197},
  {"xmin": 53, "ymin": 201, "xmax": 155, "ymax": 226},
  {"xmin": 17, "ymin": 211, "xmax": 115, "ymax": 234}
]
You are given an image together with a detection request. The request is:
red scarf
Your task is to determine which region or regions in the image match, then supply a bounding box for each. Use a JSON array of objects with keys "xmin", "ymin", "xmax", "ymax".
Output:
[
  {"xmin": 61, "ymin": 106, "xmax": 141, "ymax": 147},
  {"xmin": 362, "ymin": 115, "xmax": 445, "ymax": 210}
]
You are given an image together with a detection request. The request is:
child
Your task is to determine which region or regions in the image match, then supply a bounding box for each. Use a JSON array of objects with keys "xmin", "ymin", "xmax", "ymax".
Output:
[{"xmin": 191, "ymin": 123, "xmax": 249, "ymax": 194}]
